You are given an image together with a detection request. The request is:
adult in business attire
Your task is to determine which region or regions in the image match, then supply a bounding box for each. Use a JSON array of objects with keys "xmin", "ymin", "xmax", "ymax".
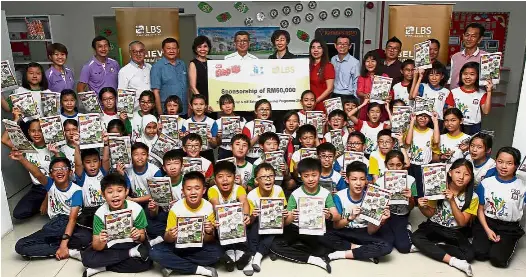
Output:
[
  {"xmin": 268, "ymin": 30, "xmax": 295, "ymax": 131},
  {"xmin": 77, "ymin": 36, "xmax": 120, "ymax": 93},
  {"xmin": 151, "ymin": 37, "xmax": 188, "ymax": 115},
  {"xmin": 118, "ymin": 40, "xmax": 151, "ymax": 112},
  {"xmin": 188, "ymin": 35, "xmax": 214, "ymax": 118},
  {"xmin": 224, "ymin": 31, "xmax": 258, "ymax": 121},
  {"xmin": 331, "ymin": 34, "xmax": 360, "ymax": 99},
  {"xmin": 383, "ymin": 36, "xmax": 403, "ymax": 80},
  {"xmin": 448, "ymin": 23, "xmax": 486, "ymax": 89},
  {"xmin": 45, "ymin": 43, "xmax": 75, "ymax": 93},
  {"xmin": 309, "ymin": 39, "xmax": 335, "ymax": 112}
]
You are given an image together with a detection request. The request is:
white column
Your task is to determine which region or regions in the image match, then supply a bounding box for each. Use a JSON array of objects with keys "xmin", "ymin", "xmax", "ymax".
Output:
[
  {"xmin": 512, "ymin": 61, "xmax": 526, "ymax": 156},
  {"xmin": 1, "ymin": 173, "xmax": 13, "ymax": 237}
]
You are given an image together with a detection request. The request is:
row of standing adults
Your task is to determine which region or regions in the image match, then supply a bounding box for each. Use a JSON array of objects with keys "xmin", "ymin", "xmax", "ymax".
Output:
[{"xmin": 36, "ymin": 23, "xmax": 487, "ymax": 127}]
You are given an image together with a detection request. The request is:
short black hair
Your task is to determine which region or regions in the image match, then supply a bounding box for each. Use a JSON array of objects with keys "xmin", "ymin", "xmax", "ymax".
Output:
[
  {"xmin": 297, "ymin": 124, "xmax": 317, "ymax": 139},
  {"xmin": 60, "ymin": 89, "xmax": 77, "ymax": 102},
  {"xmin": 63, "ymin": 118, "xmax": 78, "ymax": 129},
  {"xmin": 258, "ymin": 131, "xmax": 279, "ymax": 145},
  {"xmin": 283, "ymin": 110, "xmax": 300, "ymax": 125},
  {"xmin": 424, "ymin": 61, "xmax": 448, "ymax": 87},
  {"xmin": 385, "ymin": 150, "xmax": 404, "ymax": 165},
  {"xmin": 22, "ymin": 62, "xmax": 48, "ymax": 90},
  {"xmin": 92, "ymin": 36, "xmax": 109, "ymax": 49},
  {"xmin": 183, "ymin": 171, "xmax": 206, "ymax": 188},
  {"xmin": 297, "ymin": 157, "xmax": 322, "ymax": 175},
  {"xmin": 107, "ymin": 119, "xmax": 126, "ymax": 134},
  {"xmin": 401, "ymin": 59, "xmax": 415, "ymax": 69},
  {"xmin": 254, "ymin": 162, "xmax": 276, "ymax": 176},
  {"xmin": 342, "ymin": 95, "xmax": 360, "ymax": 106},
  {"xmin": 271, "ymin": 30, "xmax": 290, "ymax": 45},
  {"xmin": 81, "ymin": 148, "xmax": 101, "ymax": 162},
  {"xmin": 335, "ymin": 34, "xmax": 350, "ymax": 44},
  {"xmin": 496, "ymin": 147, "xmax": 521, "ymax": 168},
  {"xmin": 470, "ymin": 132, "xmax": 493, "ymax": 150},
  {"xmin": 162, "ymin": 37, "xmax": 179, "ymax": 48},
  {"xmin": 101, "ymin": 173, "xmax": 127, "ymax": 192},
  {"xmin": 360, "ymin": 50, "xmax": 384, "ymax": 77},
  {"xmin": 234, "ymin": 30, "xmax": 250, "ymax": 40},
  {"xmin": 254, "ymin": 99, "xmax": 271, "ymax": 111},
  {"xmin": 214, "ymin": 160, "xmax": 236, "ymax": 176},
  {"xmin": 464, "ymin": 23, "xmax": 485, "ymax": 38},
  {"xmin": 328, "ymin": 109, "xmax": 347, "ymax": 121},
  {"xmin": 183, "ymin": 133, "xmax": 202, "ymax": 147},
  {"xmin": 317, "ymin": 142, "xmax": 336, "ymax": 156},
  {"xmin": 429, "ymin": 38, "xmax": 440, "ymax": 49},
  {"xmin": 348, "ymin": 131, "xmax": 366, "ymax": 144},
  {"xmin": 98, "ymin": 87, "xmax": 117, "ymax": 101},
  {"xmin": 164, "ymin": 95, "xmax": 184, "ymax": 114},
  {"xmin": 190, "ymin": 93, "xmax": 207, "ymax": 105},
  {"xmin": 131, "ymin": 142, "xmax": 149, "ymax": 153},
  {"xmin": 163, "ymin": 149, "xmax": 184, "ymax": 164},
  {"xmin": 386, "ymin": 36, "xmax": 402, "ymax": 48},
  {"xmin": 368, "ymin": 102, "xmax": 383, "ymax": 113},
  {"xmin": 231, "ymin": 133, "xmax": 250, "ymax": 145},
  {"xmin": 345, "ymin": 161, "xmax": 368, "ymax": 178},
  {"xmin": 219, "ymin": 94, "xmax": 235, "ymax": 106},
  {"xmin": 377, "ymin": 129, "xmax": 393, "ymax": 140},
  {"xmin": 47, "ymin": 43, "xmax": 68, "ymax": 56},
  {"xmin": 301, "ymin": 90, "xmax": 316, "ymax": 100},
  {"xmin": 192, "ymin": 35, "xmax": 211, "ymax": 55},
  {"xmin": 49, "ymin": 157, "xmax": 72, "ymax": 172}
]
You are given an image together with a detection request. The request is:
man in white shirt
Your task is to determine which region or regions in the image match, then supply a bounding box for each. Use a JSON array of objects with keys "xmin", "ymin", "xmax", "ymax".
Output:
[
  {"xmin": 224, "ymin": 31, "xmax": 258, "ymax": 60},
  {"xmin": 118, "ymin": 40, "xmax": 152, "ymax": 111}
]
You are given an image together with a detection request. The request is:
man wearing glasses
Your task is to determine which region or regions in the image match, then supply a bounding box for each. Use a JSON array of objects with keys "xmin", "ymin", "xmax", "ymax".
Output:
[
  {"xmin": 224, "ymin": 31, "xmax": 258, "ymax": 60},
  {"xmin": 118, "ymin": 41, "xmax": 152, "ymax": 112},
  {"xmin": 448, "ymin": 23, "xmax": 486, "ymax": 89},
  {"xmin": 331, "ymin": 35, "xmax": 360, "ymax": 98},
  {"xmin": 383, "ymin": 36, "xmax": 403, "ymax": 80}
]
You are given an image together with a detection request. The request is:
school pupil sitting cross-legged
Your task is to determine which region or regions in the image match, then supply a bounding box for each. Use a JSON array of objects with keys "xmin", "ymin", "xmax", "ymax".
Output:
[{"xmin": 10, "ymin": 152, "xmax": 92, "ymax": 260}]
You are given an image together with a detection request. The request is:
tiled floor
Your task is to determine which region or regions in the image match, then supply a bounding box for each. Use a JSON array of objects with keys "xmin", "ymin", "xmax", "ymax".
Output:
[
  {"xmin": 2, "ymin": 211, "xmax": 525, "ymax": 277},
  {"xmin": 2, "ymin": 104, "xmax": 524, "ymax": 276}
]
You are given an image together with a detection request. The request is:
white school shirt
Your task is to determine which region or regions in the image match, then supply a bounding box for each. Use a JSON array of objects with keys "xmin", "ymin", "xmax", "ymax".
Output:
[
  {"xmin": 60, "ymin": 111, "xmax": 79, "ymax": 124},
  {"xmin": 182, "ymin": 116, "xmax": 218, "ymax": 151},
  {"xmin": 467, "ymin": 156, "xmax": 496, "ymax": 185},
  {"xmin": 409, "ymin": 127, "xmax": 434, "ymax": 165},
  {"xmin": 60, "ymin": 144, "xmax": 76, "ymax": 171},
  {"xmin": 297, "ymin": 111, "xmax": 307, "ymax": 126},
  {"xmin": 76, "ymin": 168, "xmax": 107, "ymax": 208},
  {"xmin": 45, "ymin": 177, "xmax": 83, "ymax": 219},
  {"xmin": 354, "ymin": 119, "xmax": 388, "ymax": 154},
  {"xmin": 125, "ymin": 162, "xmax": 160, "ymax": 198},
  {"xmin": 101, "ymin": 111, "xmax": 119, "ymax": 129},
  {"xmin": 419, "ymin": 83, "xmax": 452, "ymax": 120},
  {"xmin": 323, "ymin": 128, "xmax": 349, "ymax": 146},
  {"xmin": 320, "ymin": 170, "xmax": 347, "ymax": 191},
  {"xmin": 24, "ymin": 146, "xmax": 52, "ymax": 185},
  {"xmin": 438, "ymin": 133, "xmax": 471, "ymax": 168},
  {"xmin": 478, "ymin": 176, "xmax": 526, "ymax": 222},
  {"xmin": 242, "ymin": 120, "xmax": 277, "ymax": 159},
  {"xmin": 287, "ymin": 186, "xmax": 334, "ymax": 227},
  {"xmin": 334, "ymin": 189, "xmax": 368, "ymax": 228},
  {"xmin": 237, "ymin": 160, "xmax": 254, "ymax": 189},
  {"xmin": 207, "ymin": 184, "xmax": 246, "ymax": 205},
  {"xmin": 247, "ymin": 186, "xmax": 286, "ymax": 211},
  {"xmin": 451, "ymin": 87, "xmax": 487, "ymax": 125},
  {"xmin": 130, "ymin": 111, "xmax": 145, "ymax": 143},
  {"xmin": 215, "ymin": 116, "xmax": 247, "ymax": 151},
  {"xmin": 392, "ymin": 82, "xmax": 412, "ymax": 106},
  {"xmin": 118, "ymin": 62, "xmax": 152, "ymax": 112},
  {"xmin": 429, "ymin": 193, "xmax": 479, "ymax": 228}
]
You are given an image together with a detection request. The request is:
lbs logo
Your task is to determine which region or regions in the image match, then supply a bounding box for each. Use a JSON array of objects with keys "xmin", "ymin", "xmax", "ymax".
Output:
[
  {"xmin": 405, "ymin": 26, "xmax": 432, "ymax": 37},
  {"xmin": 135, "ymin": 25, "xmax": 162, "ymax": 36}
]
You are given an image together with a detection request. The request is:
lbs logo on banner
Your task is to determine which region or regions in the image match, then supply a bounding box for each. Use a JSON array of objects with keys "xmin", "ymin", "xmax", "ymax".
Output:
[
  {"xmin": 135, "ymin": 25, "xmax": 162, "ymax": 36},
  {"xmin": 405, "ymin": 26, "xmax": 432, "ymax": 37}
]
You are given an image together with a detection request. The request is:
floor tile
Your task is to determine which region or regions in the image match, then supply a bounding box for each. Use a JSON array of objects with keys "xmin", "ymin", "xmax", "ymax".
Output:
[{"xmin": 15, "ymin": 258, "xmax": 67, "ymax": 277}]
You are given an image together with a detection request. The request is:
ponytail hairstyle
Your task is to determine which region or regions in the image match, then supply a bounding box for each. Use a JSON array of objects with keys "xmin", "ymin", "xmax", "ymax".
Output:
[{"xmin": 446, "ymin": 158, "xmax": 475, "ymax": 211}]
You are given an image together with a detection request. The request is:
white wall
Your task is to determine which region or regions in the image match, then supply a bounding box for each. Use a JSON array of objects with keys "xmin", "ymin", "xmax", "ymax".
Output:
[
  {"xmin": 512, "ymin": 60, "xmax": 526, "ymax": 156},
  {"xmin": 381, "ymin": 1, "xmax": 526, "ymax": 104},
  {"xmin": 1, "ymin": 1, "xmax": 370, "ymax": 77}
]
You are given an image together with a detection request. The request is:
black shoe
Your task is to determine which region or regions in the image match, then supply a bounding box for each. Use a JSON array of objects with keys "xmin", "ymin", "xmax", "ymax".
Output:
[
  {"xmin": 137, "ymin": 244, "xmax": 149, "ymax": 261},
  {"xmin": 82, "ymin": 270, "xmax": 87, "ymax": 277},
  {"xmin": 236, "ymin": 253, "xmax": 251, "ymax": 270},
  {"xmin": 322, "ymin": 257, "xmax": 332, "ymax": 274},
  {"xmin": 224, "ymin": 255, "xmax": 235, "ymax": 272},
  {"xmin": 369, "ymin": 257, "xmax": 379, "ymax": 264},
  {"xmin": 269, "ymin": 253, "xmax": 277, "ymax": 261}
]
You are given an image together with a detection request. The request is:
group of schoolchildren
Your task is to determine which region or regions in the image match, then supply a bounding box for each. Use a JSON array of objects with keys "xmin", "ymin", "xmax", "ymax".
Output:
[{"xmin": 2, "ymin": 55, "xmax": 525, "ymax": 277}]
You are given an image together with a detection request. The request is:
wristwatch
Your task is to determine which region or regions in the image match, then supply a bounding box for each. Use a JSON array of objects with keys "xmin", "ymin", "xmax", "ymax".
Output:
[{"xmin": 61, "ymin": 234, "xmax": 71, "ymax": 240}]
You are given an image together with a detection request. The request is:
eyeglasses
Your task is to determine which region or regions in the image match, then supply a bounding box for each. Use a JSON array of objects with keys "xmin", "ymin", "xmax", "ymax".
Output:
[
  {"xmin": 140, "ymin": 101, "xmax": 153, "ymax": 105},
  {"xmin": 348, "ymin": 142, "xmax": 363, "ymax": 147},
  {"xmin": 377, "ymin": 140, "xmax": 393, "ymax": 145},
  {"xmin": 131, "ymin": 49, "xmax": 145, "ymax": 55},
  {"xmin": 102, "ymin": 97, "xmax": 115, "ymax": 103},
  {"xmin": 257, "ymin": 175, "xmax": 275, "ymax": 180},
  {"xmin": 320, "ymin": 155, "xmax": 334, "ymax": 160},
  {"xmin": 236, "ymin": 40, "xmax": 249, "ymax": 44},
  {"xmin": 51, "ymin": 166, "xmax": 70, "ymax": 172},
  {"xmin": 185, "ymin": 145, "xmax": 201, "ymax": 150}
]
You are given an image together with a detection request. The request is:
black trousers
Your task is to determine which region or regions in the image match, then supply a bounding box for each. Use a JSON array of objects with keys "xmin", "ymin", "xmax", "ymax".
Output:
[
  {"xmin": 13, "ymin": 184, "xmax": 47, "ymax": 220},
  {"xmin": 472, "ymin": 217, "xmax": 525, "ymax": 268},
  {"xmin": 76, "ymin": 206, "xmax": 100, "ymax": 229},
  {"xmin": 146, "ymin": 209, "xmax": 169, "ymax": 239},
  {"xmin": 408, "ymin": 164, "xmax": 424, "ymax": 197},
  {"xmin": 270, "ymin": 224, "xmax": 329, "ymax": 263},
  {"xmin": 81, "ymin": 242, "xmax": 152, "ymax": 272},
  {"xmin": 320, "ymin": 227, "xmax": 392, "ymax": 259},
  {"xmin": 411, "ymin": 220, "xmax": 474, "ymax": 262},
  {"xmin": 377, "ymin": 214, "xmax": 412, "ymax": 253},
  {"xmin": 247, "ymin": 219, "xmax": 275, "ymax": 256}
]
